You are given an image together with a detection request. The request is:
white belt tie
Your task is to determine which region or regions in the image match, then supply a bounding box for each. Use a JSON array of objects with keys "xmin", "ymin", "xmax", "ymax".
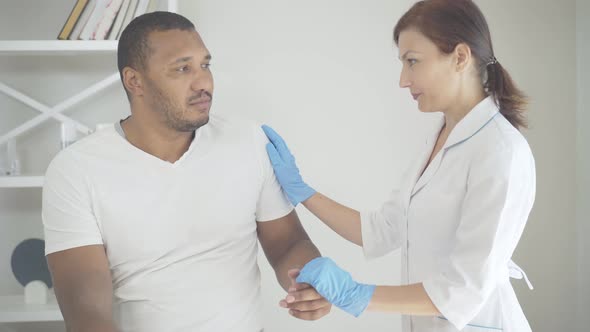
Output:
[{"xmin": 508, "ymin": 260, "xmax": 533, "ymax": 290}]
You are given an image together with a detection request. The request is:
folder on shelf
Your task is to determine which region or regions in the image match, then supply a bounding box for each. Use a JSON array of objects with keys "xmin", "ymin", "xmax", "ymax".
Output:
[{"xmin": 57, "ymin": 0, "xmax": 90, "ymax": 40}]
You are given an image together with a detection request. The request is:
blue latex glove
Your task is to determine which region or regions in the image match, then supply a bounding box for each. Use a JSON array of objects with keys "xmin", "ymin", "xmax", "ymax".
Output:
[
  {"xmin": 261, "ymin": 125, "xmax": 316, "ymax": 206},
  {"xmin": 296, "ymin": 257, "xmax": 376, "ymax": 317}
]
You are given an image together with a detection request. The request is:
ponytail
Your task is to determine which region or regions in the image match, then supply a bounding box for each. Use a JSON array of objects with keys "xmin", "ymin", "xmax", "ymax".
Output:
[{"xmin": 485, "ymin": 60, "xmax": 528, "ymax": 130}]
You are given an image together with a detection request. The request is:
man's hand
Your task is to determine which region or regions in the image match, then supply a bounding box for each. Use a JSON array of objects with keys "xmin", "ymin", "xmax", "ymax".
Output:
[
  {"xmin": 295, "ymin": 257, "xmax": 375, "ymax": 317},
  {"xmin": 280, "ymin": 269, "xmax": 332, "ymax": 320}
]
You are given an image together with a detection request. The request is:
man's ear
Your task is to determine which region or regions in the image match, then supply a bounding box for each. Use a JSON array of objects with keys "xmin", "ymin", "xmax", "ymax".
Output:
[
  {"xmin": 453, "ymin": 43, "xmax": 472, "ymax": 73},
  {"xmin": 122, "ymin": 67, "xmax": 144, "ymax": 97}
]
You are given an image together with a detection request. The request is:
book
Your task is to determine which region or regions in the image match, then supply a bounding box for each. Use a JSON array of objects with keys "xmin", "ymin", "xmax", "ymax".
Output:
[
  {"xmin": 78, "ymin": 0, "xmax": 109, "ymax": 40},
  {"xmin": 133, "ymin": 0, "xmax": 151, "ymax": 18},
  {"xmin": 146, "ymin": 0, "xmax": 159, "ymax": 13},
  {"xmin": 107, "ymin": 0, "xmax": 131, "ymax": 40},
  {"xmin": 57, "ymin": 0, "xmax": 89, "ymax": 40},
  {"xmin": 68, "ymin": 0, "xmax": 97, "ymax": 40},
  {"xmin": 116, "ymin": 0, "xmax": 139, "ymax": 39},
  {"xmin": 93, "ymin": 0, "xmax": 125, "ymax": 40}
]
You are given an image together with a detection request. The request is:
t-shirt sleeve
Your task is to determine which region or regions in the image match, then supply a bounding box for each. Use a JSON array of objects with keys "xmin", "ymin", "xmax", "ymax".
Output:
[
  {"xmin": 251, "ymin": 125, "xmax": 294, "ymax": 222},
  {"xmin": 42, "ymin": 152, "xmax": 103, "ymax": 255}
]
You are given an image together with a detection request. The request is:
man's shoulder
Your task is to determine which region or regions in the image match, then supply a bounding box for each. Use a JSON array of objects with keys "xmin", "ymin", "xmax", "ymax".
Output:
[
  {"xmin": 47, "ymin": 125, "xmax": 122, "ymax": 171},
  {"xmin": 207, "ymin": 115, "xmax": 265, "ymax": 144}
]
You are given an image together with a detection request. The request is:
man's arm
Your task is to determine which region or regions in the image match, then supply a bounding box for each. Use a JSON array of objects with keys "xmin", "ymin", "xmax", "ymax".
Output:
[
  {"xmin": 257, "ymin": 210, "xmax": 331, "ymax": 320},
  {"xmin": 47, "ymin": 245, "xmax": 118, "ymax": 332},
  {"xmin": 257, "ymin": 210, "xmax": 319, "ymax": 290}
]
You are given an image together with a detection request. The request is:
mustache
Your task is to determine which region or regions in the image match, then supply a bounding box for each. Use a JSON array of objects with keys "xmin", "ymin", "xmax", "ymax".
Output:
[{"xmin": 188, "ymin": 91, "xmax": 212, "ymax": 103}]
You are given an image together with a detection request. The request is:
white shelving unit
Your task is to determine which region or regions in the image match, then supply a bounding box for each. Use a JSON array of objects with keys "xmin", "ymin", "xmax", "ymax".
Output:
[
  {"xmin": 0, "ymin": 40, "xmax": 118, "ymax": 55},
  {"xmin": 0, "ymin": 295, "xmax": 62, "ymax": 323},
  {"xmin": 0, "ymin": 0, "xmax": 178, "ymax": 325},
  {"xmin": 0, "ymin": 176, "xmax": 44, "ymax": 188}
]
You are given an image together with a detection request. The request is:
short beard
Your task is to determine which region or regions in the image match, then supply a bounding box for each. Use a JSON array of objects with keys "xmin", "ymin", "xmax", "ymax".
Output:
[{"xmin": 145, "ymin": 79, "xmax": 210, "ymax": 132}]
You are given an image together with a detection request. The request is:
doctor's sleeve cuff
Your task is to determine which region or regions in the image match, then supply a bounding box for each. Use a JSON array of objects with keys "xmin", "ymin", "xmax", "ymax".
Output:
[
  {"xmin": 360, "ymin": 209, "xmax": 401, "ymax": 260},
  {"xmin": 422, "ymin": 277, "xmax": 474, "ymax": 330}
]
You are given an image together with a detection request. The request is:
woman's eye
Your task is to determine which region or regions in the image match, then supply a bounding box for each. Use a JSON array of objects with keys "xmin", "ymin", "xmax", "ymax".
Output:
[
  {"xmin": 408, "ymin": 59, "xmax": 417, "ymax": 67},
  {"xmin": 201, "ymin": 63, "xmax": 211, "ymax": 69}
]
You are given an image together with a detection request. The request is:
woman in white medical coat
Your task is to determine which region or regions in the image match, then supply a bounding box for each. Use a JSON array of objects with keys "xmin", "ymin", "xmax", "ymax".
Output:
[{"xmin": 262, "ymin": 0, "xmax": 535, "ymax": 331}]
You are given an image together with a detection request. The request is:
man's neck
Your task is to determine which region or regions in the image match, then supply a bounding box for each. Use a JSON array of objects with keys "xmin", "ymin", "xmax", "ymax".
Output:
[{"xmin": 120, "ymin": 115, "xmax": 194, "ymax": 163}]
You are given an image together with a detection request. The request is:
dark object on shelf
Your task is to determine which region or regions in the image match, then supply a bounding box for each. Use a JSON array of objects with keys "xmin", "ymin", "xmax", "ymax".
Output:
[{"xmin": 10, "ymin": 238, "xmax": 53, "ymax": 288}]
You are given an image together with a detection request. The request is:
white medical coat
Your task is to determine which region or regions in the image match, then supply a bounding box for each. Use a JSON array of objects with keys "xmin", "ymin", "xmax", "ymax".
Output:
[{"xmin": 361, "ymin": 97, "xmax": 535, "ymax": 331}]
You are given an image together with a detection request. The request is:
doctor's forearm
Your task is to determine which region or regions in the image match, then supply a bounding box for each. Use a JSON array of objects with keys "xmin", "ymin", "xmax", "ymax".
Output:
[
  {"xmin": 367, "ymin": 283, "xmax": 441, "ymax": 316},
  {"xmin": 302, "ymin": 193, "xmax": 363, "ymax": 246}
]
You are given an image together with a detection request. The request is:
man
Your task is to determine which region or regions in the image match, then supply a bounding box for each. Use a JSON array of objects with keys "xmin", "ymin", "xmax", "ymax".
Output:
[{"xmin": 43, "ymin": 12, "xmax": 330, "ymax": 332}]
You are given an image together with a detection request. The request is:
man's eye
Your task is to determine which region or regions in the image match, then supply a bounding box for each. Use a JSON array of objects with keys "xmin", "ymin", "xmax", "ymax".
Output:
[{"xmin": 201, "ymin": 63, "xmax": 211, "ymax": 69}]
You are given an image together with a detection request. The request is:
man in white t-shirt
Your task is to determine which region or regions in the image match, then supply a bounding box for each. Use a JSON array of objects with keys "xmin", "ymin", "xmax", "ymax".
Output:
[{"xmin": 42, "ymin": 12, "xmax": 330, "ymax": 332}]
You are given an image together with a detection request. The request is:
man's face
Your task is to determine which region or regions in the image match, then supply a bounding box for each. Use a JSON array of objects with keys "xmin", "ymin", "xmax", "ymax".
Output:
[{"xmin": 142, "ymin": 29, "xmax": 214, "ymax": 132}]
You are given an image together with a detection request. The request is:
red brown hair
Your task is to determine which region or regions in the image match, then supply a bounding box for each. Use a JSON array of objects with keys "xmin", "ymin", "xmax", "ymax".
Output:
[{"xmin": 394, "ymin": 0, "xmax": 528, "ymax": 130}]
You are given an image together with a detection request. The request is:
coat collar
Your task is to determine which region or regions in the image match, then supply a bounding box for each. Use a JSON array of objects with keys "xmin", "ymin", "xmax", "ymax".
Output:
[
  {"xmin": 410, "ymin": 96, "xmax": 500, "ymax": 197},
  {"xmin": 442, "ymin": 96, "xmax": 500, "ymax": 151}
]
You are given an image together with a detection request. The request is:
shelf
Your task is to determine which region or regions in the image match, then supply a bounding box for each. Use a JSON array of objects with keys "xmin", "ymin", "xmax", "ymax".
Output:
[
  {"xmin": 0, "ymin": 40, "xmax": 117, "ymax": 55},
  {"xmin": 0, "ymin": 295, "xmax": 62, "ymax": 323},
  {"xmin": 0, "ymin": 176, "xmax": 44, "ymax": 188}
]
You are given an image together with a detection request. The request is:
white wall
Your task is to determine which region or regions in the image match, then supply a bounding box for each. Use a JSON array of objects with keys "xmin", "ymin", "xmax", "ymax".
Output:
[
  {"xmin": 0, "ymin": 1, "xmax": 583, "ymax": 331},
  {"xmin": 576, "ymin": 0, "xmax": 590, "ymax": 331}
]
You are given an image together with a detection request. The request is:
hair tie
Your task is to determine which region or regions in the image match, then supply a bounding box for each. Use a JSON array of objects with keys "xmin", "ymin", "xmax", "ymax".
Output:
[{"xmin": 486, "ymin": 56, "xmax": 498, "ymax": 66}]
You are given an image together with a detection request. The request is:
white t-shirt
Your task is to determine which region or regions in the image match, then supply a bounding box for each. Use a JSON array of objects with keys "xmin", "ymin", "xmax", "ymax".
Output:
[{"xmin": 42, "ymin": 115, "xmax": 293, "ymax": 332}]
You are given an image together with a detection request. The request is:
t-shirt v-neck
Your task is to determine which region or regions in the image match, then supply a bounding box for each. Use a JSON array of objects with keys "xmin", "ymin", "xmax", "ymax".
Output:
[{"xmin": 114, "ymin": 119, "xmax": 201, "ymax": 168}]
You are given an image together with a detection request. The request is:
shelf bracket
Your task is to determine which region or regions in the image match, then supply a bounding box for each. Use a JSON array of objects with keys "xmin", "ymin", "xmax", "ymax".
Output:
[{"xmin": 0, "ymin": 72, "xmax": 120, "ymax": 146}]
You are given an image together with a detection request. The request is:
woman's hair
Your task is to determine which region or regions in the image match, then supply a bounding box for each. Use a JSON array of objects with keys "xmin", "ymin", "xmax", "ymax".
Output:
[{"xmin": 394, "ymin": 0, "xmax": 528, "ymax": 130}]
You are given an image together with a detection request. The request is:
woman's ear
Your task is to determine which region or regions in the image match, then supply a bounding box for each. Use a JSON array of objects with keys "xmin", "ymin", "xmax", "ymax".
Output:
[{"xmin": 453, "ymin": 43, "xmax": 472, "ymax": 73}]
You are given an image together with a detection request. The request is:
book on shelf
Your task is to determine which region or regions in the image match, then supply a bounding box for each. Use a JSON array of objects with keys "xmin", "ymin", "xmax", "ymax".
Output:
[
  {"xmin": 133, "ymin": 0, "xmax": 151, "ymax": 18},
  {"xmin": 57, "ymin": 0, "xmax": 90, "ymax": 40},
  {"xmin": 146, "ymin": 0, "xmax": 160, "ymax": 13},
  {"xmin": 68, "ymin": 0, "xmax": 97, "ymax": 40},
  {"xmin": 93, "ymin": 0, "xmax": 125, "ymax": 40},
  {"xmin": 78, "ymin": 0, "xmax": 109, "ymax": 40},
  {"xmin": 115, "ymin": 0, "xmax": 139, "ymax": 39},
  {"xmin": 107, "ymin": 0, "xmax": 132, "ymax": 40},
  {"xmin": 58, "ymin": 0, "xmax": 164, "ymax": 41}
]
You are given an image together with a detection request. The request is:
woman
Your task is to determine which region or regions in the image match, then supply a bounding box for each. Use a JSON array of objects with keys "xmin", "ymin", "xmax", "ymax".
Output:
[{"xmin": 262, "ymin": 0, "xmax": 535, "ymax": 331}]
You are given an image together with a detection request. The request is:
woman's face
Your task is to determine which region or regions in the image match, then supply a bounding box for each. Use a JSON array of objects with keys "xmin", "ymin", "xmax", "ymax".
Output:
[{"xmin": 397, "ymin": 29, "xmax": 460, "ymax": 113}]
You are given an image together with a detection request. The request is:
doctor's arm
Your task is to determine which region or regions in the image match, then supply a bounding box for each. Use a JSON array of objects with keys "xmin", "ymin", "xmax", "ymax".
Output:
[
  {"xmin": 257, "ymin": 210, "xmax": 332, "ymax": 320},
  {"xmin": 47, "ymin": 245, "xmax": 118, "ymax": 332},
  {"xmin": 290, "ymin": 256, "xmax": 440, "ymax": 317},
  {"xmin": 261, "ymin": 125, "xmax": 363, "ymax": 246}
]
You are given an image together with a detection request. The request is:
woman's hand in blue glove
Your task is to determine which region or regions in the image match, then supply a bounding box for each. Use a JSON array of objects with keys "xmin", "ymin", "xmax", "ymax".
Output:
[
  {"xmin": 261, "ymin": 125, "xmax": 316, "ymax": 206},
  {"xmin": 295, "ymin": 257, "xmax": 376, "ymax": 317}
]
